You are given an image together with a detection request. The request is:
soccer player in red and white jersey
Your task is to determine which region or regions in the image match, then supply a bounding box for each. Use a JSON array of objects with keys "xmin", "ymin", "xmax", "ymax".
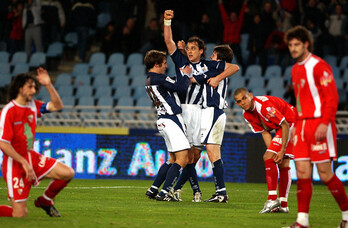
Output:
[
  {"xmin": 234, "ymin": 88, "xmax": 295, "ymax": 214},
  {"xmin": 0, "ymin": 68, "xmax": 74, "ymax": 217},
  {"xmin": 284, "ymin": 25, "xmax": 348, "ymax": 228}
]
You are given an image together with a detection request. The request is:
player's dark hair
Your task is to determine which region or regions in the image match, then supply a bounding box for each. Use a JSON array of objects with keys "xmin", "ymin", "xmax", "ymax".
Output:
[
  {"xmin": 144, "ymin": 50, "xmax": 167, "ymax": 71},
  {"xmin": 233, "ymin": 87, "xmax": 249, "ymax": 97},
  {"xmin": 214, "ymin": 44, "xmax": 233, "ymax": 63},
  {"xmin": 7, "ymin": 73, "xmax": 40, "ymax": 102},
  {"xmin": 284, "ymin": 25, "xmax": 314, "ymax": 52},
  {"xmin": 187, "ymin": 36, "xmax": 206, "ymax": 58}
]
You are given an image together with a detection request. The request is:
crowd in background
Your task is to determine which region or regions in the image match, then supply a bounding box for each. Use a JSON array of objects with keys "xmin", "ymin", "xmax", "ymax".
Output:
[{"xmin": 0, "ymin": 0, "xmax": 348, "ymax": 71}]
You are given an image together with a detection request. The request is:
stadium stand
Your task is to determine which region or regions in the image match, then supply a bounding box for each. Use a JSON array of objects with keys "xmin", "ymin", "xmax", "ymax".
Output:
[
  {"xmin": 126, "ymin": 53, "xmax": 143, "ymax": 68},
  {"xmin": 244, "ymin": 64, "xmax": 262, "ymax": 78},
  {"xmin": 109, "ymin": 64, "xmax": 127, "ymax": 78},
  {"xmin": 0, "ymin": 51, "xmax": 9, "ymax": 63},
  {"xmin": 88, "ymin": 52, "xmax": 106, "ymax": 67},
  {"xmin": 107, "ymin": 53, "xmax": 125, "ymax": 67},
  {"xmin": 28, "ymin": 52, "xmax": 46, "ymax": 68},
  {"xmin": 10, "ymin": 51, "xmax": 27, "ymax": 66}
]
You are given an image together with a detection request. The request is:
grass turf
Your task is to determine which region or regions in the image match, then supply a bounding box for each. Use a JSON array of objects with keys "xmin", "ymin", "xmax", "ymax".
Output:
[{"xmin": 0, "ymin": 179, "xmax": 345, "ymax": 227}]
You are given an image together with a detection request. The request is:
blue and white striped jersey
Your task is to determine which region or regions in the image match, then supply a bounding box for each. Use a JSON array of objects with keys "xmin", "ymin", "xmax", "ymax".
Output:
[
  {"xmin": 170, "ymin": 49, "xmax": 227, "ymax": 109},
  {"xmin": 194, "ymin": 68, "xmax": 229, "ymax": 109},
  {"xmin": 145, "ymin": 71, "xmax": 189, "ymax": 118}
]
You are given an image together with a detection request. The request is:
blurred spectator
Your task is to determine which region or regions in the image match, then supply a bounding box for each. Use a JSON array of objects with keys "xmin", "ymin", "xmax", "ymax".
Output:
[
  {"xmin": 305, "ymin": 18, "xmax": 324, "ymax": 56},
  {"xmin": 218, "ymin": 0, "xmax": 246, "ymax": 68},
  {"xmin": 194, "ymin": 13, "xmax": 218, "ymax": 44},
  {"xmin": 100, "ymin": 22, "xmax": 117, "ymax": 57},
  {"xmin": 0, "ymin": 0, "xmax": 10, "ymax": 41},
  {"xmin": 341, "ymin": 13, "xmax": 348, "ymax": 55},
  {"xmin": 139, "ymin": 18, "xmax": 163, "ymax": 55},
  {"xmin": 22, "ymin": 0, "xmax": 43, "ymax": 56},
  {"xmin": 41, "ymin": 0, "xmax": 65, "ymax": 50},
  {"xmin": 119, "ymin": 17, "xmax": 140, "ymax": 57},
  {"xmin": 326, "ymin": 3, "xmax": 345, "ymax": 58},
  {"xmin": 260, "ymin": 1, "xmax": 276, "ymax": 38},
  {"xmin": 264, "ymin": 20, "xmax": 289, "ymax": 67},
  {"xmin": 8, "ymin": 2, "xmax": 24, "ymax": 54},
  {"xmin": 247, "ymin": 13, "xmax": 268, "ymax": 71},
  {"xmin": 144, "ymin": 0, "xmax": 157, "ymax": 27},
  {"xmin": 301, "ymin": 0, "xmax": 326, "ymax": 32},
  {"xmin": 70, "ymin": 0, "xmax": 96, "ymax": 62}
]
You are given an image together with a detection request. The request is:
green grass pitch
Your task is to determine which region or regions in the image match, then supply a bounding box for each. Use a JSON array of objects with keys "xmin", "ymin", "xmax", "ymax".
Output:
[{"xmin": 0, "ymin": 179, "xmax": 345, "ymax": 227}]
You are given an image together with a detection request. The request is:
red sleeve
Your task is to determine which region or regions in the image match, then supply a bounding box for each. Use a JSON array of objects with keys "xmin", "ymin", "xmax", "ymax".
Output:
[
  {"xmin": 35, "ymin": 100, "xmax": 45, "ymax": 118},
  {"xmin": 260, "ymin": 103, "xmax": 285, "ymax": 126},
  {"xmin": 315, "ymin": 63, "xmax": 339, "ymax": 125},
  {"xmin": 264, "ymin": 32, "xmax": 274, "ymax": 49},
  {"xmin": 219, "ymin": 3, "xmax": 231, "ymax": 26},
  {"xmin": 237, "ymin": 3, "xmax": 246, "ymax": 30},
  {"xmin": 0, "ymin": 109, "xmax": 14, "ymax": 143}
]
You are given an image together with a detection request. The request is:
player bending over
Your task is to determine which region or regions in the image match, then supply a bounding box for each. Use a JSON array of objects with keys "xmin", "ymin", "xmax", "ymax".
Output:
[{"xmin": 234, "ymin": 88, "xmax": 295, "ymax": 213}]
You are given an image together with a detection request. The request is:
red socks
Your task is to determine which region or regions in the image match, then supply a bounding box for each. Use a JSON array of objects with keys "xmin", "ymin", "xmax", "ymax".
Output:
[
  {"xmin": 325, "ymin": 175, "xmax": 348, "ymax": 211},
  {"xmin": 279, "ymin": 167, "xmax": 291, "ymax": 207},
  {"xmin": 0, "ymin": 205, "xmax": 13, "ymax": 217},
  {"xmin": 40, "ymin": 180, "xmax": 70, "ymax": 206},
  {"xmin": 297, "ymin": 178, "xmax": 312, "ymax": 213},
  {"xmin": 264, "ymin": 159, "xmax": 278, "ymax": 200}
]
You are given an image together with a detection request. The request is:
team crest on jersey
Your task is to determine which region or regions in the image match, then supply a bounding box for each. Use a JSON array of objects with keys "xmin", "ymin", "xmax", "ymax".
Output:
[
  {"xmin": 300, "ymin": 79, "xmax": 306, "ymax": 88},
  {"xmin": 27, "ymin": 114, "xmax": 33, "ymax": 123},
  {"xmin": 165, "ymin": 76, "xmax": 175, "ymax": 84},
  {"xmin": 266, "ymin": 107, "xmax": 276, "ymax": 118},
  {"xmin": 18, "ymin": 189, "xmax": 23, "ymax": 195},
  {"xmin": 320, "ymin": 71, "xmax": 333, "ymax": 87}
]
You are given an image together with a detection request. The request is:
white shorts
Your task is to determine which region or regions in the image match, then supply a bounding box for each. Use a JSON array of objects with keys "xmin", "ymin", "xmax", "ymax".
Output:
[
  {"xmin": 181, "ymin": 104, "xmax": 203, "ymax": 148},
  {"xmin": 201, "ymin": 107, "xmax": 226, "ymax": 145},
  {"xmin": 157, "ymin": 114, "xmax": 190, "ymax": 153}
]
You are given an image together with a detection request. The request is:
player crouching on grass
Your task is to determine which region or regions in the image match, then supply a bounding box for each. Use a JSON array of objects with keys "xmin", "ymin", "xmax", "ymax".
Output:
[
  {"xmin": 233, "ymin": 88, "xmax": 295, "ymax": 213},
  {"xmin": 0, "ymin": 68, "xmax": 74, "ymax": 217},
  {"xmin": 144, "ymin": 50, "xmax": 192, "ymax": 201}
]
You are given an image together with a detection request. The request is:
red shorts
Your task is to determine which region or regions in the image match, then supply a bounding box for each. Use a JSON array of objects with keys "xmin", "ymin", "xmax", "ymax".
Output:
[
  {"xmin": 2, "ymin": 150, "xmax": 57, "ymax": 202},
  {"xmin": 267, "ymin": 123, "xmax": 294, "ymax": 159},
  {"xmin": 293, "ymin": 118, "xmax": 337, "ymax": 163}
]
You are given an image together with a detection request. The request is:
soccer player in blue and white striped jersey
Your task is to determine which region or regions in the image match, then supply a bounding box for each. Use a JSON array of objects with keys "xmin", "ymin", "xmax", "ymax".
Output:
[
  {"xmin": 144, "ymin": 50, "xmax": 192, "ymax": 201},
  {"xmin": 164, "ymin": 10, "xmax": 240, "ymax": 203}
]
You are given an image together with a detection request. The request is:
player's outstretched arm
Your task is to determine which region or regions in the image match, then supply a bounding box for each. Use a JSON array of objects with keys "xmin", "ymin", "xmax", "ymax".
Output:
[
  {"xmin": 0, "ymin": 141, "xmax": 35, "ymax": 182},
  {"xmin": 208, "ymin": 63, "xmax": 240, "ymax": 89},
  {"xmin": 36, "ymin": 67, "xmax": 63, "ymax": 112},
  {"xmin": 164, "ymin": 10, "xmax": 177, "ymax": 55}
]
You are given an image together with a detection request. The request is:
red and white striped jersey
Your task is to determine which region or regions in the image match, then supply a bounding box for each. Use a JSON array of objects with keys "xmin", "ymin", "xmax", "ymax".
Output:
[
  {"xmin": 243, "ymin": 96, "xmax": 296, "ymax": 133},
  {"xmin": 0, "ymin": 100, "xmax": 44, "ymax": 156},
  {"xmin": 291, "ymin": 53, "xmax": 338, "ymax": 124}
]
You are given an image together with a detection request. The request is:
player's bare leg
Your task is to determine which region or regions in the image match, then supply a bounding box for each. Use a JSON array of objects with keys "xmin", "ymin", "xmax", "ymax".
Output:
[
  {"xmin": 34, "ymin": 162, "xmax": 74, "ymax": 217},
  {"xmin": 10, "ymin": 200, "xmax": 27, "ymax": 217},
  {"xmin": 317, "ymin": 161, "xmax": 348, "ymax": 226},
  {"xmin": 205, "ymin": 144, "xmax": 228, "ymax": 203}
]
